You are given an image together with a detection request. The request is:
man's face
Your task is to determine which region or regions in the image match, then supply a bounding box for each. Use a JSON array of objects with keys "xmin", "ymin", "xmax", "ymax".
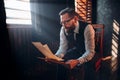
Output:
[{"xmin": 60, "ymin": 13, "xmax": 75, "ymax": 30}]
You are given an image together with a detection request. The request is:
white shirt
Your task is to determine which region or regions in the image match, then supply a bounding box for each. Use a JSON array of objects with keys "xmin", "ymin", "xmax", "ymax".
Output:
[{"xmin": 55, "ymin": 22, "xmax": 95, "ymax": 64}]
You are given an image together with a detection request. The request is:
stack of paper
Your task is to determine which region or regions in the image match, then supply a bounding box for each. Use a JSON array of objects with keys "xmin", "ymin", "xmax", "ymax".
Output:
[{"xmin": 32, "ymin": 42, "xmax": 63, "ymax": 61}]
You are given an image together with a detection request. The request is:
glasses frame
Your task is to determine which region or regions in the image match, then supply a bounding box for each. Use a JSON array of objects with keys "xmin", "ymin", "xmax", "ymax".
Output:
[{"xmin": 60, "ymin": 16, "xmax": 74, "ymax": 25}]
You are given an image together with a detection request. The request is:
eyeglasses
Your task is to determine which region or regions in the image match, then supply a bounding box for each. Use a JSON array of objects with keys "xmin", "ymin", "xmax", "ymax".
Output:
[{"xmin": 60, "ymin": 17, "xmax": 74, "ymax": 25}]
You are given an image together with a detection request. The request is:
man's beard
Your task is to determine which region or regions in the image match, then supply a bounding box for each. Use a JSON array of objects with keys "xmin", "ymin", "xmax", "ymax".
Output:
[{"xmin": 66, "ymin": 26, "xmax": 75, "ymax": 33}]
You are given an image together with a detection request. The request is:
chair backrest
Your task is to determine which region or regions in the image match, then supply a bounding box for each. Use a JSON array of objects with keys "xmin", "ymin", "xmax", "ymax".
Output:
[{"xmin": 92, "ymin": 24, "xmax": 104, "ymax": 72}]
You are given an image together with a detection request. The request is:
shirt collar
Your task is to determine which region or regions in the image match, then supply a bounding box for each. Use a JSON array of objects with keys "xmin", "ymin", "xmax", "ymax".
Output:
[{"xmin": 74, "ymin": 21, "xmax": 79, "ymax": 33}]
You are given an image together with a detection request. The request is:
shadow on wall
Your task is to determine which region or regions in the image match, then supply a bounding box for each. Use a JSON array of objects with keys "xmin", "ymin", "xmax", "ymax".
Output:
[{"xmin": 110, "ymin": 19, "xmax": 120, "ymax": 80}]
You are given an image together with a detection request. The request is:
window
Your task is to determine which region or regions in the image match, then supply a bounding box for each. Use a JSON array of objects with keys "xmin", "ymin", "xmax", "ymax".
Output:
[
  {"xmin": 75, "ymin": 0, "xmax": 92, "ymax": 23},
  {"xmin": 4, "ymin": 0, "xmax": 31, "ymax": 25},
  {"xmin": 111, "ymin": 19, "xmax": 119, "ymax": 72}
]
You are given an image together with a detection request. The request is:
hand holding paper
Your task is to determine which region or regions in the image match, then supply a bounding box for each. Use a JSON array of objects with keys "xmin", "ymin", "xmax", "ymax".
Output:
[{"xmin": 32, "ymin": 42, "xmax": 63, "ymax": 61}]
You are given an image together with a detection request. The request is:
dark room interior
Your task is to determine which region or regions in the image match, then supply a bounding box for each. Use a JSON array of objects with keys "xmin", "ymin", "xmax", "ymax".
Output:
[{"xmin": 0, "ymin": 0, "xmax": 120, "ymax": 80}]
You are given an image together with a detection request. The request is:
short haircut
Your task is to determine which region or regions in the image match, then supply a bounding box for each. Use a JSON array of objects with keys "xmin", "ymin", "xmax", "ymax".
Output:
[
  {"xmin": 59, "ymin": 7, "xmax": 83, "ymax": 20},
  {"xmin": 59, "ymin": 7, "xmax": 76, "ymax": 17}
]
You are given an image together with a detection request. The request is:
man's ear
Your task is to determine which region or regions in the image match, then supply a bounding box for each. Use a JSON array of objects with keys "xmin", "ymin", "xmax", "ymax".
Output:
[{"xmin": 74, "ymin": 16, "xmax": 79, "ymax": 22}]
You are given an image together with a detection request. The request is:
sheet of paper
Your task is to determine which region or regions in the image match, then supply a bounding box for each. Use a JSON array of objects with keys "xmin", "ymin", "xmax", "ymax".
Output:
[
  {"xmin": 32, "ymin": 42, "xmax": 63, "ymax": 61},
  {"xmin": 43, "ymin": 44, "xmax": 53, "ymax": 55}
]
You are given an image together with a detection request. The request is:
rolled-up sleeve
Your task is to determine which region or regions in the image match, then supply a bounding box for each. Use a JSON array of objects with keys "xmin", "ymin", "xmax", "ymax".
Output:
[{"xmin": 78, "ymin": 24, "xmax": 95, "ymax": 64}]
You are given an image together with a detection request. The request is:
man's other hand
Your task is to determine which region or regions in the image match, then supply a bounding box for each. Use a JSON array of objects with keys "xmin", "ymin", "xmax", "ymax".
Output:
[{"xmin": 65, "ymin": 59, "xmax": 79, "ymax": 69}]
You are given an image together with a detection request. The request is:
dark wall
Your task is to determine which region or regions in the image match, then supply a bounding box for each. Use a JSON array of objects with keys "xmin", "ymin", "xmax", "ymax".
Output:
[
  {"xmin": 96, "ymin": 0, "xmax": 120, "ymax": 56},
  {"xmin": 96, "ymin": 0, "xmax": 120, "ymax": 80},
  {"xmin": 0, "ymin": 0, "xmax": 16, "ymax": 79}
]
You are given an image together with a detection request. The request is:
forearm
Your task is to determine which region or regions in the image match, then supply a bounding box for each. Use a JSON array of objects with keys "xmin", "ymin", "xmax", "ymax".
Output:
[
  {"xmin": 77, "ymin": 51, "xmax": 95, "ymax": 64},
  {"xmin": 55, "ymin": 47, "xmax": 67, "ymax": 58},
  {"xmin": 78, "ymin": 24, "xmax": 95, "ymax": 64},
  {"xmin": 55, "ymin": 27, "xmax": 68, "ymax": 58}
]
